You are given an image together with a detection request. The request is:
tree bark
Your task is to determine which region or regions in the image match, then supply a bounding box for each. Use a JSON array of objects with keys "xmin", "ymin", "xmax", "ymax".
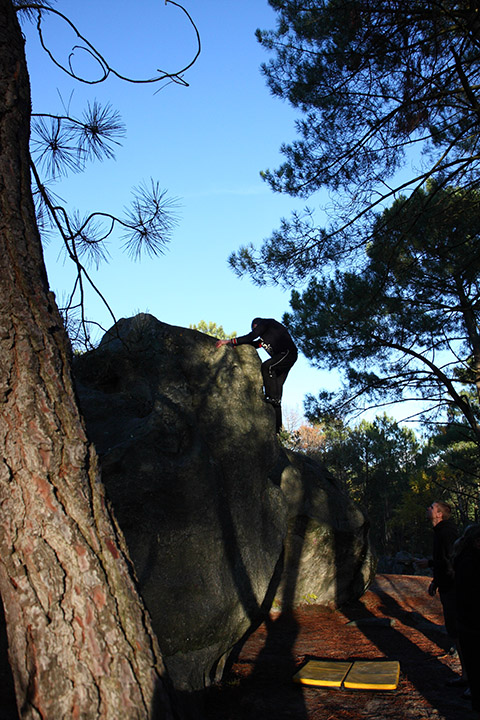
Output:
[{"xmin": 0, "ymin": 2, "xmax": 176, "ymax": 717}]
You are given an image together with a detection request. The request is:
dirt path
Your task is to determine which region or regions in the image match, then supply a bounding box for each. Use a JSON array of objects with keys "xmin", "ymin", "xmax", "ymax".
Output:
[{"xmin": 205, "ymin": 574, "xmax": 476, "ymax": 720}]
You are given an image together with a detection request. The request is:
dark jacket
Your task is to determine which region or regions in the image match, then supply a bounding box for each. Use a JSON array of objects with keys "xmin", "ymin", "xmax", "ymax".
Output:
[
  {"xmin": 454, "ymin": 543, "xmax": 480, "ymax": 633},
  {"xmin": 232, "ymin": 318, "xmax": 297, "ymax": 358},
  {"xmin": 431, "ymin": 518, "xmax": 458, "ymax": 592}
]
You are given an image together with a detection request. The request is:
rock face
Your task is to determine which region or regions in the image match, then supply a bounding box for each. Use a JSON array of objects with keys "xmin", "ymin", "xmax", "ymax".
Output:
[
  {"xmin": 272, "ymin": 451, "xmax": 374, "ymax": 610},
  {"xmin": 73, "ymin": 314, "xmax": 375, "ymax": 694}
]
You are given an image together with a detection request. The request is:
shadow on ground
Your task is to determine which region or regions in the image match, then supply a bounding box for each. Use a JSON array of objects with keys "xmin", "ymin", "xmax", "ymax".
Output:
[{"xmin": 205, "ymin": 574, "xmax": 477, "ymax": 720}]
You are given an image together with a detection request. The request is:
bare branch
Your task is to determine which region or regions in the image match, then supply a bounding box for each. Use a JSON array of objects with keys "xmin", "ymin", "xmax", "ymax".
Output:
[{"xmin": 17, "ymin": 1, "xmax": 201, "ymax": 88}]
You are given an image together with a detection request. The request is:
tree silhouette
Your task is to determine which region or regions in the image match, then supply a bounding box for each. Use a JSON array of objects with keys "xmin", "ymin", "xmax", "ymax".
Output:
[
  {"xmin": 230, "ymin": 0, "xmax": 480, "ymax": 285},
  {"xmin": 284, "ymin": 183, "xmax": 480, "ymax": 437}
]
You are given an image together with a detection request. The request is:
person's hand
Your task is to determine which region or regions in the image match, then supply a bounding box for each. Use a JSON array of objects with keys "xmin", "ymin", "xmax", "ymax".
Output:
[
  {"xmin": 215, "ymin": 339, "xmax": 229, "ymax": 348},
  {"xmin": 428, "ymin": 581, "xmax": 437, "ymax": 597}
]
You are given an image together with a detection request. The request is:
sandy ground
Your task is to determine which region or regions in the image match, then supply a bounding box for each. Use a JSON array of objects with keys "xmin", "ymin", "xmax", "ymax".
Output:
[{"xmin": 205, "ymin": 574, "xmax": 477, "ymax": 720}]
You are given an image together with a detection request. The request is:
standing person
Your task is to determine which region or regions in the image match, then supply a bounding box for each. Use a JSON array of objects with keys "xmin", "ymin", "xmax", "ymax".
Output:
[
  {"xmin": 415, "ymin": 501, "xmax": 467, "ymax": 686},
  {"xmin": 215, "ymin": 317, "xmax": 298, "ymax": 432},
  {"xmin": 454, "ymin": 524, "xmax": 480, "ymax": 718}
]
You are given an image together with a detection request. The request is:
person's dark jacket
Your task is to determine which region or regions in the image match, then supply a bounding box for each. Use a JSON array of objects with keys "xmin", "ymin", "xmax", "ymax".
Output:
[
  {"xmin": 232, "ymin": 318, "xmax": 297, "ymax": 357},
  {"xmin": 431, "ymin": 518, "xmax": 458, "ymax": 592},
  {"xmin": 454, "ymin": 543, "xmax": 480, "ymax": 633}
]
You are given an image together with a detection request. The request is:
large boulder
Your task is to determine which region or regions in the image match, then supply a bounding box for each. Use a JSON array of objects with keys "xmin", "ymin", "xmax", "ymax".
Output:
[
  {"xmin": 271, "ymin": 450, "xmax": 374, "ymax": 610},
  {"xmin": 73, "ymin": 314, "xmax": 374, "ymax": 694}
]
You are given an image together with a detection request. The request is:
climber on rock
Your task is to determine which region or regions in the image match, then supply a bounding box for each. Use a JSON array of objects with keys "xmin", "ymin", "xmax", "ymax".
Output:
[{"xmin": 215, "ymin": 317, "xmax": 298, "ymax": 432}]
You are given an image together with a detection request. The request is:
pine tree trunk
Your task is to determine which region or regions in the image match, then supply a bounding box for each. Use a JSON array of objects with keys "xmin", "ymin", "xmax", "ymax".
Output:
[{"xmin": 0, "ymin": 2, "xmax": 176, "ymax": 717}]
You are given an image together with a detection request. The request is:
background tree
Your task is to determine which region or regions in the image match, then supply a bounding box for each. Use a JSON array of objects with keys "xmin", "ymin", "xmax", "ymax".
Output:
[
  {"xmin": 277, "ymin": 416, "xmax": 324, "ymax": 458},
  {"xmin": 189, "ymin": 320, "xmax": 236, "ymax": 339},
  {"xmin": 423, "ymin": 409, "xmax": 480, "ymax": 525},
  {"xmin": 283, "ymin": 182, "xmax": 480, "ymax": 438},
  {"xmin": 388, "ymin": 467, "xmax": 437, "ymax": 558},
  {"xmin": 0, "ymin": 1, "xmax": 198, "ymax": 716},
  {"xmin": 293, "ymin": 422, "xmax": 325, "ymax": 458},
  {"xmin": 230, "ymin": 0, "xmax": 480, "ymax": 285},
  {"xmin": 338, "ymin": 416, "xmax": 420, "ymax": 556},
  {"xmin": 311, "ymin": 417, "xmax": 355, "ymax": 491},
  {"xmin": 297, "ymin": 414, "xmax": 422, "ymax": 555}
]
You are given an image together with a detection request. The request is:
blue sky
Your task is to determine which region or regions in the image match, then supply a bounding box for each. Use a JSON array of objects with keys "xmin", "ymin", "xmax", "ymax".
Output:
[{"xmin": 22, "ymin": 0, "xmax": 339, "ymax": 419}]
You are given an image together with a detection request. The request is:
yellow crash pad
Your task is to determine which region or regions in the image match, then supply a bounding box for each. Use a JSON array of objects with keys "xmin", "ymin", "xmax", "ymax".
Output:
[
  {"xmin": 293, "ymin": 660, "xmax": 353, "ymax": 688},
  {"xmin": 343, "ymin": 660, "xmax": 400, "ymax": 690},
  {"xmin": 293, "ymin": 660, "xmax": 400, "ymax": 691}
]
